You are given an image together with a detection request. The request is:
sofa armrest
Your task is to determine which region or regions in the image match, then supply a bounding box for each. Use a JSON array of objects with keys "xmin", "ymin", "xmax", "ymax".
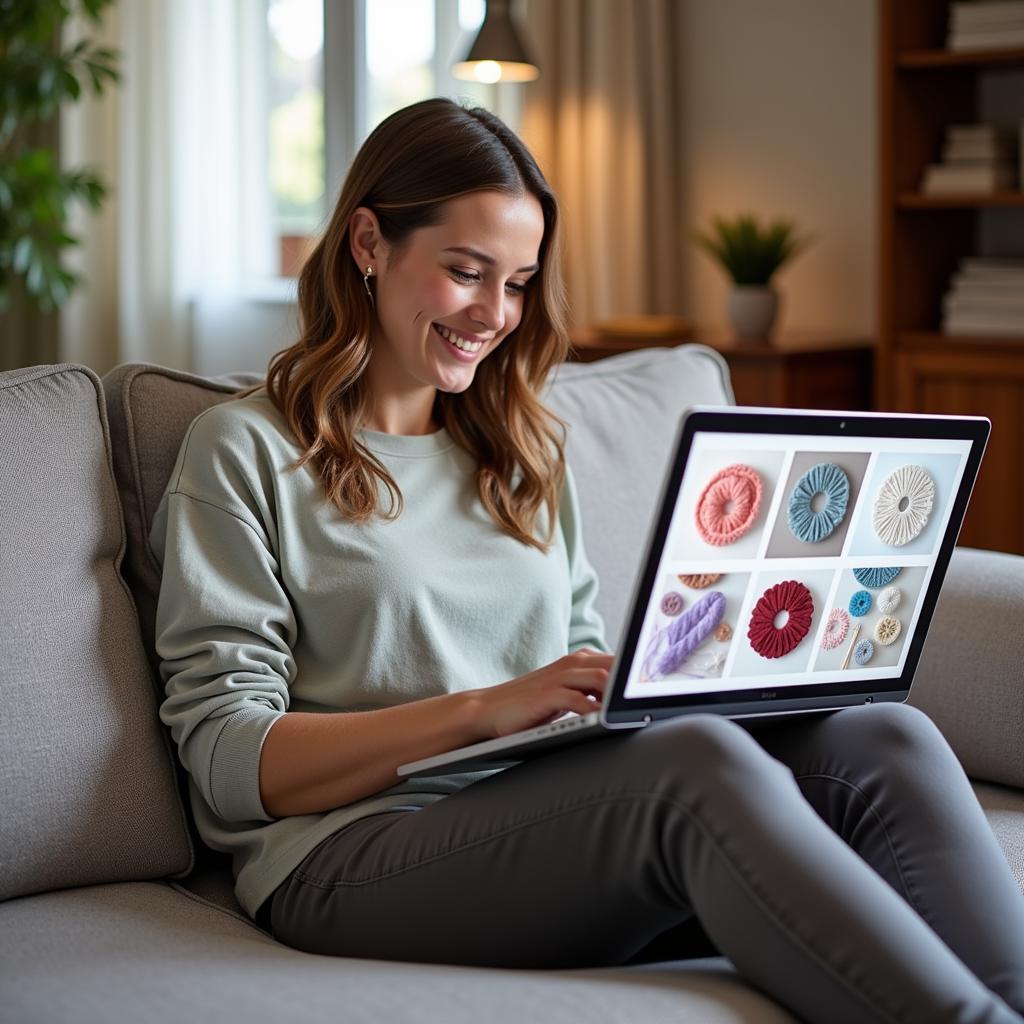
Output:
[{"xmin": 908, "ymin": 547, "xmax": 1024, "ymax": 790}]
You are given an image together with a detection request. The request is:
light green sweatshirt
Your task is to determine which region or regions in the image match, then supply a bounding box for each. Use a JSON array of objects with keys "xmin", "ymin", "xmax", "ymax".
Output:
[{"xmin": 149, "ymin": 388, "xmax": 609, "ymax": 918}]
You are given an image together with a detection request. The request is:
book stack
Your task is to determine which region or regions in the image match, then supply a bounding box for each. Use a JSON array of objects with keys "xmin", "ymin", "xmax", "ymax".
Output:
[
  {"xmin": 948, "ymin": 1, "xmax": 1024, "ymax": 50},
  {"xmin": 941, "ymin": 258, "xmax": 1024, "ymax": 338},
  {"xmin": 921, "ymin": 123, "xmax": 1018, "ymax": 194}
]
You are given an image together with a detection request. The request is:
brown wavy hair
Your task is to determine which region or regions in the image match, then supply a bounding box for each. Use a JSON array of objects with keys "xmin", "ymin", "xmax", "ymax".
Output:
[{"xmin": 245, "ymin": 98, "xmax": 571, "ymax": 552}]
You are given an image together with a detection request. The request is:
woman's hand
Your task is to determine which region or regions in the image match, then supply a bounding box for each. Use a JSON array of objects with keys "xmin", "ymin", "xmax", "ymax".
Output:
[{"xmin": 468, "ymin": 649, "xmax": 615, "ymax": 739}]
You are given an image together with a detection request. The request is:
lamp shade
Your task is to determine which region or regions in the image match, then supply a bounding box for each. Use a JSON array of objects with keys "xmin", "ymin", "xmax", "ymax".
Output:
[{"xmin": 452, "ymin": 0, "xmax": 539, "ymax": 83}]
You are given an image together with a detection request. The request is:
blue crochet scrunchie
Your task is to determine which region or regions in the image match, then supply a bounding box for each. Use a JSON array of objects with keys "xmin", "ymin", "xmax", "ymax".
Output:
[
  {"xmin": 854, "ymin": 638, "xmax": 875, "ymax": 665},
  {"xmin": 853, "ymin": 566, "xmax": 902, "ymax": 589},
  {"xmin": 849, "ymin": 590, "xmax": 872, "ymax": 617},
  {"xmin": 786, "ymin": 462, "xmax": 850, "ymax": 543}
]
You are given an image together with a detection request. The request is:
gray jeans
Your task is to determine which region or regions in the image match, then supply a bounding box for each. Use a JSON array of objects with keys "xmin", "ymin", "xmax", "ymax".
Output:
[{"xmin": 264, "ymin": 703, "xmax": 1024, "ymax": 1024}]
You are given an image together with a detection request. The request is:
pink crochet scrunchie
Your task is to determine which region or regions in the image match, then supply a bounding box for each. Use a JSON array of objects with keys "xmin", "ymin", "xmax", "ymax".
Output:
[{"xmin": 695, "ymin": 464, "xmax": 764, "ymax": 546}]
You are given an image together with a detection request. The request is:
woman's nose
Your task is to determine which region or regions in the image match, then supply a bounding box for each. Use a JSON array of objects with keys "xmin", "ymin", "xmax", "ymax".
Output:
[{"xmin": 469, "ymin": 286, "xmax": 506, "ymax": 333}]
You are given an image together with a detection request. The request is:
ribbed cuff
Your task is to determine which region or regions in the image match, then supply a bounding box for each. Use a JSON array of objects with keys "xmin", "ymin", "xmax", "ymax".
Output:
[{"xmin": 209, "ymin": 706, "xmax": 286, "ymax": 822}]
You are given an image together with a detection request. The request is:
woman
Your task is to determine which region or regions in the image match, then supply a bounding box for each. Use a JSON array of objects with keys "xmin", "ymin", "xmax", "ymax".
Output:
[{"xmin": 150, "ymin": 99, "xmax": 1024, "ymax": 1023}]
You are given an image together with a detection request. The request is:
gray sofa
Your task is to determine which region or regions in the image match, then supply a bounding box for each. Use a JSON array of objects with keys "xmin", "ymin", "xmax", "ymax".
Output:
[{"xmin": 1, "ymin": 346, "xmax": 1022, "ymax": 1024}]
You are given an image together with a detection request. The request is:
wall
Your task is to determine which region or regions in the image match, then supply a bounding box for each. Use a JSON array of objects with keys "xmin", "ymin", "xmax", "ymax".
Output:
[{"xmin": 677, "ymin": 0, "xmax": 877, "ymax": 338}]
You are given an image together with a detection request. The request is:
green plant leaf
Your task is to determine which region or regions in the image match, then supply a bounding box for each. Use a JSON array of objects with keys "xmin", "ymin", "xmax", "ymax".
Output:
[{"xmin": 692, "ymin": 212, "xmax": 810, "ymax": 285}]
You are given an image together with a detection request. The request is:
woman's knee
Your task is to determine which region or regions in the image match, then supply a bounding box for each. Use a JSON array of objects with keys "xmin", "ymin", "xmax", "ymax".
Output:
[
  {"xmin": 839, "ymin": 701, "xmax": 952, "ymax": 763},
  {"xmin": 629, "ymin": 713, "xmax": 793, "ymax": 791}
]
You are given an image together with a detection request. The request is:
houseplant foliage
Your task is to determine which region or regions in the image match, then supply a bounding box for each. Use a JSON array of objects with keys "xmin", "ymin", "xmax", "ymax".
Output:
[
  {"xmin": 694, "ymin": 213, "xmax": 810, "ymax": 340},
  {"xmin": 693, "ymin": 213, "xmax": 807, "ymax": 287},
  {"xmin": 0, "ymin": 0, "xmax": 120, "ymax": 312}
]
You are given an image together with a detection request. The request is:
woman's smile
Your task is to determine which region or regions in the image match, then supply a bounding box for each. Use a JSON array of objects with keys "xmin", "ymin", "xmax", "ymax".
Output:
[{"xmin": 432, "ymin": 322, "xmax": 487, "ymax": 360}]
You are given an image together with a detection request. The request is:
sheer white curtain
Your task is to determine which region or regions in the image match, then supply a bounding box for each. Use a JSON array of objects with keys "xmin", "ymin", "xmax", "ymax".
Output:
[{"xmin": 61, "ymin": 0, "xmax": 274, "ymax": 373}]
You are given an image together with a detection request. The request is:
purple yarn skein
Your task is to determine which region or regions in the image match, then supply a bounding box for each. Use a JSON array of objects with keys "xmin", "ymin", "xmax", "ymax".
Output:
[{"xmin": 655, "ymin": 590, "xmax": 726, "ymax": 676}]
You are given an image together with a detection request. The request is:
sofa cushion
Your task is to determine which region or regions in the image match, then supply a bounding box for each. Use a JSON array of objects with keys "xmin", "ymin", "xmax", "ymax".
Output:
[
  {"xmin": 974, "ymin": 782, "xmax": 1024, "ymax": 894},
  {"xmin": 102, "ymin": 364, "xmax": 262, "ymax": 685},
  {"xmin": 0, "ymin": 365, "xmax": 193, "ymax": 901},
  {"xmin": 0, "ymin": 881, "xmax": 797, "ymax": 1024},
  {"xmin": 544, "ymin": 345, "xmax": 734, "ymax": 645},
  {"xmin": 909, "ymin": 548, "xmax": 1024, "ymax": 790}
]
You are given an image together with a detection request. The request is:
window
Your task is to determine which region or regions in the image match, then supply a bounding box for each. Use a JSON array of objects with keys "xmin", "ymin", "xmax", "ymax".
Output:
[{"xmin": 266, "ymin": 0, "xmax": 512, "ymax": 278}]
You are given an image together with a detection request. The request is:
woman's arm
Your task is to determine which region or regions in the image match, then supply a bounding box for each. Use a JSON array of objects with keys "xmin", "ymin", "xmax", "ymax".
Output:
[{"xmin": 259, "ymin": 650, "xmax": 612, "ymax": 817}]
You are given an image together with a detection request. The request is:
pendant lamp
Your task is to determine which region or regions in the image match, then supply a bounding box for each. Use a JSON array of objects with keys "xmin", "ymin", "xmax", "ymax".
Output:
[{"xmin": 451, "ymin": 0, "xmax": 539, "ymax": 83}]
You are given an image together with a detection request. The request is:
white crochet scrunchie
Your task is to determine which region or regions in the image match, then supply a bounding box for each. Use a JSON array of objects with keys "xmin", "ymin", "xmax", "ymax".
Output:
[
  {"xmin": 878, "ymin": 586, "xmax": 902, "ymax": 614},
  {"xmin": 873, "ymin": 465, "xmax": 935, "ymax": 546}
]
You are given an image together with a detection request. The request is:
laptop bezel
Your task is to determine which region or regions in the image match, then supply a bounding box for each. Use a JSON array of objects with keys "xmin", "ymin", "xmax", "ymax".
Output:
[{"xmin": 601, "ymin": 406, "xmax": 990, "ymax": 726}]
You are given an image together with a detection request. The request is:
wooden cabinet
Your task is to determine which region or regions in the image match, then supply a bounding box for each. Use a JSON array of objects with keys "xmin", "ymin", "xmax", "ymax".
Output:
[
  {"xmin": 878, "ymin": 0, "xmax": 1024, "ymax": 554},
  {"xmin": 698, "ymin": 334, "xmax": 873, "ymax": 412}
]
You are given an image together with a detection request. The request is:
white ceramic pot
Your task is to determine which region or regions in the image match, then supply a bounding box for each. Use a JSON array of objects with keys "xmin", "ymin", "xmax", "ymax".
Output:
[{"xmin": 726, "ymin": 286, "xmax": 778, "ymax": 340}]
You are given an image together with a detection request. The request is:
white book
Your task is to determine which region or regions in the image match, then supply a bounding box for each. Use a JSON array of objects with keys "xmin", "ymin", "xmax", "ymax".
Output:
[
  {"xmin": 950, "ymin": 280, "xmax": 1024, "ymax": 298},
  {"xmin": 948, "ymin": 27, "xmax": 1024, "ymax": 49},
  {"xmin": 958, "ymin": 257, "xmax": 1024, "ymax": 276},
  {"xmin": 946, "ymin": 123, "xmax": 1017, "ymax": 143},
  {"xmin": 944, "ymin": 296, "xmax": 1024, "ymax": 316},
  {"xmin": 943, "ymin": 139, "xmax": 1017, "ymax": 162},
  {"xmin": 952, "ymin": 15, "xmax": 1024, "ymax": 33},
  {"xmin": 922, "ymin": 163, "xmax": 1015, "ymax": 192},
  {"xmin": 944, "ymin": 321, "xmax": 1024, "ymax": 338},
  {"xmin": 952, "ymin": 1, "xmax": 1024, "ymax": 27}
]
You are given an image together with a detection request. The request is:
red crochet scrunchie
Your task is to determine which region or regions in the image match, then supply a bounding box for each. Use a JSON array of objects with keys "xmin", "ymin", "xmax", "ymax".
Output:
[
  {"xmin": 695, "ymin": 464, "xmax": 763, "ymax": 546},
  {"xmin": 747, "ymin": 580, "xmax": 814, "ymax": 659}
]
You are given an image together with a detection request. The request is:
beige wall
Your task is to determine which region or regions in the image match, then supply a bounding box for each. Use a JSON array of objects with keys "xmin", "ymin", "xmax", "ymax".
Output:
[{"xmin": 677, "ymin": 0, "xmax": 877, "ymax": 338}]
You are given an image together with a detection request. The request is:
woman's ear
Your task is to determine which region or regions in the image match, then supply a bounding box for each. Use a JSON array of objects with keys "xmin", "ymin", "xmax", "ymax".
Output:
[{"xmin": 349, "ymin": 207, "xmax": 383, "ymax": 274}]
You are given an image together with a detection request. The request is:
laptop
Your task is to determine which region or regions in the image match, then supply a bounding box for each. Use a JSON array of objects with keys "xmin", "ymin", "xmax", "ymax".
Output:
[{"xmin": 398, "ymin": 405, "xmax": 989, "ymax": 778}]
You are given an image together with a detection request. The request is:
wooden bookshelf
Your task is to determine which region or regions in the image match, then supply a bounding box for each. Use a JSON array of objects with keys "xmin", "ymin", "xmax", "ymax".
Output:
[{"xmin": 878, "ymin": 0, "xmax": 1024, "ymax": 555}]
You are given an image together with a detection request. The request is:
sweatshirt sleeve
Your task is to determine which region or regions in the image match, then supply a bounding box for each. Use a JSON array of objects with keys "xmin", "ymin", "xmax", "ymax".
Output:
[
  {"xmin": 560, "ymin": 463, "xmax": 612, "ymax": 655},
  {"xmin": 149, "ymin": 422, "xmax": 295, "ymax": 824}
]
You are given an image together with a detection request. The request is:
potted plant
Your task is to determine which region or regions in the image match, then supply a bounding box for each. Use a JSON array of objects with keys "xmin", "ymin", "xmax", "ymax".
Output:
[
  {"xmin": 693, "ymin": 213, "xmax": 810, "ymax": 341},
  {"xmin": 0, "ymin": 0, "xmax": 120, "ymax": 313}
]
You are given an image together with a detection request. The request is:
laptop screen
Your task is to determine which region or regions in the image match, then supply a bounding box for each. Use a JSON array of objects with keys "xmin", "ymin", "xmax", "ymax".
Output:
[{"xmin": 606, "ymin": 409, "xmax": 988, "ymax": 722}]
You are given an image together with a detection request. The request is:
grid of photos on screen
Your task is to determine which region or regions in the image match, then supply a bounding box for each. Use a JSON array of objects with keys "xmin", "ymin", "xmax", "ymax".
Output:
[{"xmin": 627, "ymin": 433, "xmax": 969, "ymax": 698}]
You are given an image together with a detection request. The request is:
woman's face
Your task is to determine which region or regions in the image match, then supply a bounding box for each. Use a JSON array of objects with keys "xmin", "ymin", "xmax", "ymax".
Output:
[{"xmin": 360, "ymin": 189, "xmax": 545, "ymax": 433}]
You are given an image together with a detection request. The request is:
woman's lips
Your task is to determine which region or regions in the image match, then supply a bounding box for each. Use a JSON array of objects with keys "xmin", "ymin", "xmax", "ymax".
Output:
[{"xmin": 432, "ymin": 323, "xmax": 484, "ymax": 362}]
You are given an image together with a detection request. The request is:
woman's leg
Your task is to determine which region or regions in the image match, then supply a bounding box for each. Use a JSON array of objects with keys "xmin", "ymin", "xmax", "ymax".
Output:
[
  {"xmin": 268, "ymin": 715, "xmax": 1021, "ymax": 1024},
  {"xmin": 743, "ymin": 701, "xmax": 1024, "ymax": 1014}
]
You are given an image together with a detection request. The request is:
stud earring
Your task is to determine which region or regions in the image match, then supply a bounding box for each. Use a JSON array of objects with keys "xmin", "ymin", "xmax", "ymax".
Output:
[{"xmin": 363, "ymin": 265, "xmax": 375, "ymax": 305}]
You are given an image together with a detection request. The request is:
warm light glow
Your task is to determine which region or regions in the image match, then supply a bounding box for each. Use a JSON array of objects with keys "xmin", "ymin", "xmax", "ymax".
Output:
[
  {"xmin": 473, "ymin": 59, "xmax": 502, "ymax": 82},
  {"xmin": 451, "ymin": 59, "xmax": 539, "ymax": 83}
]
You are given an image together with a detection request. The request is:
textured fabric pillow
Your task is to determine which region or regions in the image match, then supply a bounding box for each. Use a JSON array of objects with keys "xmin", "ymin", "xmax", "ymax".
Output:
[
  {"xmin": 543, "ymin": 345, "xmax": 734, "ymax": 646},
  {"xmin": 909, "ymin": 547, "xmax": 1024, "ymax": 791},
  {"xmin": 0, "ymin": 365, "xmax": 193, "ymax": 900},
  {"xmin": 103, "ymin": 364, "xmax": 262, "ymax": 686}
]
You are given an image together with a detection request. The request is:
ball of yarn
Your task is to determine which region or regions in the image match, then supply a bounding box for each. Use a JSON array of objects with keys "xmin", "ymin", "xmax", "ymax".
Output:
[
  {"xmin": 878, "ymin": 586, "xmax": 901, "ymax": 614},
  {"xmin": 821, "ymin": 607, "xmax": 850, "ymax": 650},
  {"xmin": 853, "ymin": 566, "xmax": 902, "ymax": 589},
  {"xmin": 695, "ymin": 464, "xmax": 763, "ymax": 546},
  {"xmin": 747, "ymin": 580, "xmax": 814, "ymax": 659},
  {"xmin": 848, "ymin": 590, "xmax": 872, "ymax": 617},
  {"xmin": 853, "ymin": 639, "xmax": 875, "ymax": 665},
  {"xmin": 874, "ymin": 615, "xmax": 902, "ymax": 646},
  {"xmin": 678, "ymin": 573, "xmax": 722, "ymax": 589},
  {"xmin": 873, "ymin": 465, "xmax": 935, "ymax": 546},
  {"xmin": 650, "ymin": 590, "xmax": 727, "ymax": 678},
  {"xmin": 786, "ymin": 462, "xmax": 850, "ymax": 543}
]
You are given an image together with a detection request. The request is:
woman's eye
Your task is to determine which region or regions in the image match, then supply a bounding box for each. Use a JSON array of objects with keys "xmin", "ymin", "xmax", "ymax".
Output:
[{"xmin": 450, "ymin": 267, "xmax": 528, "ymax": 296}]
